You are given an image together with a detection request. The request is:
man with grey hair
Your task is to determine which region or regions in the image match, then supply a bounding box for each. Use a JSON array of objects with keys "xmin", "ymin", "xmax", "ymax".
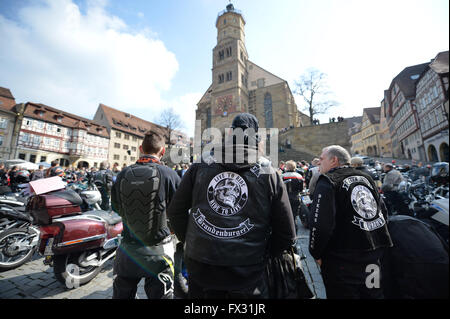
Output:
[
  {"xmin": 381, "ymin": 163, "xmax": 404, "ymax": 193},
  {"xmin": 309, "ymin": 145, "xmax": 392, "ymax": 299},
  {"xmin": 93, "ymin": 160, "xmax": 113, "ymax": 210}
]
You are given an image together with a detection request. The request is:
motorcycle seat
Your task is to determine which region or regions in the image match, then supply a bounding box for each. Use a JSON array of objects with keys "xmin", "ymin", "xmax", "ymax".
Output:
[
  {"xmin": 83, "ymin": 210, "xmax": 122, "ymax": 225},
  {"xmin": 51, "ymin": 189, "xmax": 83, "ymax": 206}
]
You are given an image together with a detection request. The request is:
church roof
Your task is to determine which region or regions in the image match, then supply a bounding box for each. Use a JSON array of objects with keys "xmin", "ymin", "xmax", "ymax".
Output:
[{"xmin": 247, "ymin": 60, "xmax": 286, "ymax": 88}]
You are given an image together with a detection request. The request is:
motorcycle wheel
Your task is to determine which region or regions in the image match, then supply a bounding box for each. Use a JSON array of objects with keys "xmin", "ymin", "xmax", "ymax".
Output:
[
  {"xmin": 53, "ymin": 252, "xmax": 102, "ymax": 288},
  {"xmin": 0, "ymin": 228, "xmax": 37, "ymax": 271}
]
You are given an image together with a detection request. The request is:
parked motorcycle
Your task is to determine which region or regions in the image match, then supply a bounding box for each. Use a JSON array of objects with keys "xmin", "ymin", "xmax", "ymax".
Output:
[
  {"xmin": 67, "ymin": 178, "xmax": 102, "ymax": 211},
  {"xmin": 28, "ymin": 186, "xmax": 123, "ymax": 288},
  {"xmin": 0, "ymin": 204, "xmax": 39, "ymax": 271},
  {"xmin": 383, "ymin": 179, "xmax": 449, "ymax": 244},
  {"xmin": 298, "ymin": 190, "xmax": 313, "ymax": 229}
]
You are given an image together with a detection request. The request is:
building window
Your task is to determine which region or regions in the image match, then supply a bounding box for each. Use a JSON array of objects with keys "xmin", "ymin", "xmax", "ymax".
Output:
[
  {"xmin": 218, "ymin": 74, "xmax": 224, "ymax": 84},
  {"xmin": 114, "ymin": 143, "xmax": 120, "ymax": 148},
  {"xmin": 29, "ymin": 154, "xmax": 36, "ymax": 163},
  {"xmin": 131, "ymin": 146, "xmax": 137, "ymax": 152},
  {"xmin": 0, "ymin": 118, "xmax": 8, "ymax": 129},
  {"xmin": 113, "ymin": 154, "xmax": 120, "ymax": 160},
  {"xmin": 123, "ymin": 144, "xmax": 129, "ymax": 150},
  {"xmin": 264, "ymin": 93, "xmax": 273, "ymax": 128},
  {"xmin": 226, "ymin": 47, "xmax": 232, "ymax": 57},
  {"xmin": 130, "ymin": 157, "xmax": 136, "ymax": 161},
  {"xmin": 19, "ymin": 153, "xmax": 26, "ymax": 160},
  {"xmin": 115, "ymin": 132, "xmax": 121, "ymax": 138},
  {"xmin": 219, "ymin": 50, "xmax": 224, "ymax": 61},
  {"xmin": 226, "ymin": 71, "xmax": 232, "ymax": 81},
  {"xmin": 207, "ymin": 108, "xmax": 211, "ymax": 129},
  {"xmin": 40, "ymin": 156, "xmax": 46, "ymax": 162},
  {"xmin": 132, "ymin": 136, "xmax": 137, "ymax": 141},
  {"xmin": 124, "ymin": 134, "xmax": 130, "ymax": 140}
]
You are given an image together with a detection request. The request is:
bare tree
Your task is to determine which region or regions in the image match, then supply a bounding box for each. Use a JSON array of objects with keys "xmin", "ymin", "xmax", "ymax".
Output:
[
  {"xmin": 156, "ymin": 108, "xmax": 184, "ymax": 149},
  {"xmin": 294, "ymin": 68, "xmax": 338, "ymax": 125}
]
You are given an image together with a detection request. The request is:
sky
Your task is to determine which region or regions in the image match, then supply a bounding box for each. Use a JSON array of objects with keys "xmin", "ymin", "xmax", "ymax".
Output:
[{"xmin": 0, "ymin": 0, "xmax": 448, "ymax": 137}]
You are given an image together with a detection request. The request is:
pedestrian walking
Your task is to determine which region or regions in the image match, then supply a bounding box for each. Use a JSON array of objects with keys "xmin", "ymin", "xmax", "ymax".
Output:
[{"xmin": 281, "ymin": 160, "xmax": 304, "ymax": 232}]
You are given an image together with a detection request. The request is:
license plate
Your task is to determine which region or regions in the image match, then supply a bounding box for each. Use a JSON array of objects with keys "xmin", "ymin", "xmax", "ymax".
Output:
[{"xmin": 44, "ymin": 238, "xmax": 54, "ymax": 256}]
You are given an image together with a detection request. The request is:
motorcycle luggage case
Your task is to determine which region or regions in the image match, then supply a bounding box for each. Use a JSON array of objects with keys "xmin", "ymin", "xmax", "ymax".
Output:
[
  {"xmin": 28, "ymin": 189, "xmax": 83, "ymax": 225},
  {"xmin": 53, "ymin": 217, "xmax": 107, "ymax": 254}
]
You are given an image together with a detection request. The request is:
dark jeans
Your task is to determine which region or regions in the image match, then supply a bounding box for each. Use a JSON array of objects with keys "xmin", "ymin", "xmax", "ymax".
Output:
[
  {"xmin": 320, "ymin": 257, "xmax": 384, "ymax": 299},
  {"xmin": 187, "ymin": 277, "xmax": 269, "ymax": 299},
  {"xmin": 112, "ymin": 245, "xmax": 174, "ymax": 299},
  {"xmin": 99, "ymin": 189, "xmax": 110, "ymax": 211},
  {"xmin": 113, "ymin": 274, "xmax": 173, "ymax": 299}
]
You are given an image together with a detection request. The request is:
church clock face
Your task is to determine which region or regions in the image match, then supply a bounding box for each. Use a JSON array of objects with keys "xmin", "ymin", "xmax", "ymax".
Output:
[{"xmin": 216, "ymin": 94, "xmax": 234, "ymax": 116}]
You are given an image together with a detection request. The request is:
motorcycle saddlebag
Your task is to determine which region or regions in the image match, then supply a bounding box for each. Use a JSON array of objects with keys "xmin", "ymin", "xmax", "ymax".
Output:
[{"xmin": 28, "ymin": 189, "xmax": 83, "ymax": 225}]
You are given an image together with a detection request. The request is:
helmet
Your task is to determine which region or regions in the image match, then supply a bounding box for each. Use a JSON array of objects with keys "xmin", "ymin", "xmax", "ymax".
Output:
[
  {"xmin": 431, "ymin": 162, "xmax": 449, "ymax": 185},
  {"xmin": 397, "ymin": 180, "xmax": 410, "ymax": 193},
  {"xmin": 16, "ymin": 169, "xmax": 30, "ymax": 183}
]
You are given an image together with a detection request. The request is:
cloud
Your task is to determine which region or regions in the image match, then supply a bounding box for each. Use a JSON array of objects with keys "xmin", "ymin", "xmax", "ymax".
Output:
[{"xmin": 0, "ymin": 0, "xmax": 180, "ymax": 123}]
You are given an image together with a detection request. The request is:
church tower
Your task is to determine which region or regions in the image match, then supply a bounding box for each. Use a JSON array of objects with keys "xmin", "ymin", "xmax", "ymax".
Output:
[
  {"xmin": 210, "ymin": 3, "xmax": 249, "ymax": 129},
  {"xmin": 195, "ymin": 3, "xmax": 307, "ymax": 144}
]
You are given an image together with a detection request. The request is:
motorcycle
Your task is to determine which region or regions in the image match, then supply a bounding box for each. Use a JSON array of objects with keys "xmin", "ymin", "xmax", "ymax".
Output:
[
  {"xmin": 67, "ymin": 178, "xmax": 103, "ymax": 211},
  {"xmin": 0, "ymin": 204, "xmax": 39, "ymax": 271},
  {"xmin": 28, "ymin": 184, "xmax": 123, "ymax": 288},
  {"xmin": 384, "ymin": 180, "xmax": 449, "ymax": 244},
  {"xmin": 298, "ymin": 190, "xmax": 313, "ymax": 229}
]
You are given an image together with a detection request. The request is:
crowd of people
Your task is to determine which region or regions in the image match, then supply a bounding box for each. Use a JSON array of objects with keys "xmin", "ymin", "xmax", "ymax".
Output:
[
  {"xmin": 1, "ymin": 112, "xmax": 447, "ymax": 300},
  {"xmin": 108, "ymin": 112, "xmax": 447, "ymax": 300}
]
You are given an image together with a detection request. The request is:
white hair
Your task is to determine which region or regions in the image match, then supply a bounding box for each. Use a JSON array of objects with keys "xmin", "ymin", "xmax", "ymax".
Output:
[{"xmin": 323, "ymin": 145, "xmax": 351, "ymax": 165}]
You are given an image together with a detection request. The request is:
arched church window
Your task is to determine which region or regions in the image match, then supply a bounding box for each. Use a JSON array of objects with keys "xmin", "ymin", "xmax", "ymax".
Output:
[{"xmin": 264, "ymin": 92, "xmax": 273, "ymax": 128}]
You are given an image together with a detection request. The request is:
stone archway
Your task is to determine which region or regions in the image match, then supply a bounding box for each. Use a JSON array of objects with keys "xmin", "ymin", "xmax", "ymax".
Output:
[
  {"xmin": 57, "ymin": 158, "xmax": 69, "ymax": 168},
  {"xmin": 428, "ymin": 145, "xmax": 439, "ymax": 162},
  {"xmin": 439, "ymin": 143, "xmax": 449, "ymax": 162},
  {"xmin": 77, "ymin": 161, "xmax": 89, "ymax": 169}
]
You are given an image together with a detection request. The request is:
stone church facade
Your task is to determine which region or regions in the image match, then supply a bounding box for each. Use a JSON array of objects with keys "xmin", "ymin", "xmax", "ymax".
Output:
[{"xmin": 196, "ymin": 4, "xmax": 309, "ymax": 140}]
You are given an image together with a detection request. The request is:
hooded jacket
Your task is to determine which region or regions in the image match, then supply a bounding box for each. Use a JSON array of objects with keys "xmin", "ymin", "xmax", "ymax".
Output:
[{"xmin": 168, "ymin": 142, "xmax": 296, "ymax": 267}]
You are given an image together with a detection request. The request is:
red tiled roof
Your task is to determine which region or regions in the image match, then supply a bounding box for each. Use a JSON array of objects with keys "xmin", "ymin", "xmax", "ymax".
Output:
[
  {"xmin": 0, "ymin": 87, "xmax": 14, "ymax": 100},
  {"xmin": 98, "ymin": 103, "xmax": 169, "ymax": 138},
  {"xmin": 23, "ymin": 102, "xmax": 109, "ymax": 138},
  {"xmin": 0, "ymin": 87, "xmax": 16, "ymax": 111}
]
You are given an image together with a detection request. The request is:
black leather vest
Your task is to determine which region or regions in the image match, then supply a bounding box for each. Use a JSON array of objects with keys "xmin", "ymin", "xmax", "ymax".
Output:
[
  {"xmin": 323, "ymin": 167, "xmax": 393, "ymax": 252},
  {"xmin": 185, "ymin": 163, "xmax": 272, "ymax": 266},
  {"xmin": 117, "ymin": 163, "xmax": 169, "ymax": 246}
]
